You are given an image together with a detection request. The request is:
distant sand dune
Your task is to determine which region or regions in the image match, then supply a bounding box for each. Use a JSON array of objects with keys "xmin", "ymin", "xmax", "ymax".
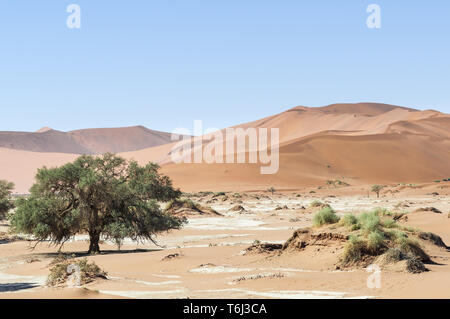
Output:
[
  {"xmin": 0, "ymin": 125, "xmax": 175, "ymax": 154},
  {"xmin": 1, "ymin": 103, "xmax": 449, "ymax": 193}
]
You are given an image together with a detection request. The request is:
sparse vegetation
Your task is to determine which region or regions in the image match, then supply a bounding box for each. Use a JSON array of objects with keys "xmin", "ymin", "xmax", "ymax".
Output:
[
  {"xmin": 418, "ymin": 232, "xmax": 448, "ymax": 248},
  {"xmin": 267, "ymin": 187, "xmax": 276, "ymax": 195},
  {"xmin": 213, "ymin": 192, "xmax": 226, "ymax": 197},
  {"xmin": 0, "ymin": 180, "xmax": 14, "ymax": 220},
  {"xmin": 165, "ymin": 198, "xmax": 220, "ymax": 216},
  {"xmin": 245, "ymin": 240, "xmax": 283, "ymax": 254},
  {"xmin": 166, "ymin": 198, "xmax": 199, "ymax": 211},
  {"xmin": 312, "ymin": 207, "xmax": 340, "ymax": 227},
  {"xmin": 340, "ymin": 214, "xmax": 358, "ymax": 229},
  {"xmin": 47, "ymin": 256, "xmax": 107, "ymax": 286},
  {"xmin": 233, "ymin": 273, "xmax": 285, "ymax": 283},
  {"xmin": 339, "ymin": 209, "xmax": 432, "ymax": 269},
  {"xmin": 310, "ymin": 200, "xmax": 327, "ymax": 208},
  {"xmin": 371, "ymin": 185, "xmax": 385, "ymax": 198},
  {"xmin": 326, "ymin": 180, "xmax": 350, "ymax": 188}
]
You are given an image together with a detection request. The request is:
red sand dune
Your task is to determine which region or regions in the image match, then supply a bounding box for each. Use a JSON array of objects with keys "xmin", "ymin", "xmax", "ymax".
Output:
[{"xmin": 1, "ymin": 103, "xmax": 449, "ymax": 193}]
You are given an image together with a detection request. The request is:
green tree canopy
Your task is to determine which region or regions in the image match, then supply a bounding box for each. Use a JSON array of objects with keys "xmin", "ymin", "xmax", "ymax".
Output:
[
  {"xmin": 371, "ymin": 185, "xmax": 385, "ymax": 198},
  {"xmin": 0, "ymin": 180, "xmax": 15, "ymax": 220},
  {"xmin": 10, "ymin": 154, "xmax": 185, "ymax": 254}
]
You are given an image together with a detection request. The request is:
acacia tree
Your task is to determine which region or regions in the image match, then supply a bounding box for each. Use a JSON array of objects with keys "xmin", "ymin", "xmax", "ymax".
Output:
[
  {"xmin": 371, "ymin": 184, "xmax": 385, "ymax": 198},
  {"xmin": 0, "ymin": 180, "xmax": 15, "ymax": 220},
  {"xmin": 10, "ymin": 154, "xmax": 185, "ymax": 254}
]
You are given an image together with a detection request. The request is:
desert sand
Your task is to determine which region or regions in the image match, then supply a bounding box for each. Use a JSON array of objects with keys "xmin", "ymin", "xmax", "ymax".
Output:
[{"xmin": 1, "ymin": 183, "xmax": 449, "ymax": 299}]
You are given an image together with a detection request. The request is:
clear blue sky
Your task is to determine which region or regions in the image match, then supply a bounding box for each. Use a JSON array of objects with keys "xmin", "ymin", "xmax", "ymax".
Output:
[{"xmin": 0, "ymin": 1, "xmax": 449, "ymax": 132}]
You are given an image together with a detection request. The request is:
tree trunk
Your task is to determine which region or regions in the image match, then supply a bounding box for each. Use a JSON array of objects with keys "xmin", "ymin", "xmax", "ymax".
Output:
[{"xmin": 88, "ymin": 232, "xmax": 101, "ymax": 254}]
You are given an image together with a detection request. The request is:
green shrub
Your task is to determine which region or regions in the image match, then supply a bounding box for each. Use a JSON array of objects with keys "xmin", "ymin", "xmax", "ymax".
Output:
[
  {"xmin": 366, "ymin": 230, "xmax": 385, "ymax": 253},
  {"xmin": 313, "ymin": 207, "xmax": 340, "ymax": 227},
  {"xmin": 341, "ymin": 236, "xmax": 367, "ymax": 265},
  {"xmin": 396, "ymin": 237, "xmax": 430, "ymax": 262},
  {"xmin": 382, "ymin": 218, "xmax": 397, "ymax": 229},
  {"xmin": 387, "ymin": 229, "xmax": 407, "ymax": 241},
  {"xmin": 358, "ymin": 211, "xmax": 382, "ymax": 235},
  {"xmin": 372, "ymin": 207, "xmax": 392, "ymax": 216},
  {"xmin": 0, "ymin": 180, "xmax": 15, "ymax": 220},
  {"xmin": 400, "ymin": 225, "xmax": 419, "ymax": 234},
  {"xmin": 337, "ymin": 207, "xmax": 434, "ymax": 267},
  {"xmin": 340, "ymin": 214, "xmax": 358, "ymax": 228}
]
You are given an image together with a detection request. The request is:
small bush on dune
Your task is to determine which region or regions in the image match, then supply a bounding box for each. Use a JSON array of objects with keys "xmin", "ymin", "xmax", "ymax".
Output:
[
  {"xmin": 418, "ymin": 232, "xmax": 448, "ymax": 248},
  {"xmin": 372, "ymin": 207, "xmax": 393, "ymax": 216},
  {"xmin": 339, "ymin": 208, "xmax": 431, "ymax": 267},
  {"xmin": 382, "ymin": 218, "xmax": 398, "ymax": 229},
  {"xmin": 197, "ymin": 191, "xmax": 214, "ymax": 197},
  {"xmin": 383, "ymin": 248, "xmax": 405, "ymax": 263},
  {"xmin": 376, "ymin": 248, "xmax": 428, "ymax": 273},
  {"xmin": 405, "ymin": 258, "xmax": 428, "ymax": 273},
  {"xmin": 0, "ymin": 180, "xmax": 15, "ymax": 220},
  {"xmin": 342, "ymin": 230, "xmax": 387, "ymax": 266},
  {"xmin": 358, "ymin": 211, "xmax": 382, "ymax": 235},
  {"xmin": 396, "ymin": 237, "xmax": 430, "ymax": 262},
  {"xmin": 165, "ymin": 198, "xmax": 219, "ymax": 216},
  {"xmin": 313, "ymin": 207, "xmax": 340, "ymax": 227},
  {"xmin": 213, "ymin": 192, "xmax": 226, "ymax": 197},
  {"xmin": 400, "ymin": 225, "xmax": 419, "ymax": 234},
  {"xmin": 341, "ymin": 236, "xmax": 368, "ymax": 265},
  {"xmin": 47, "ymin": 257, "xmax": 107, "ymax": 287},
  {"xmin": 340, "ymin": 214, "xmax": 358, "ymax": 227},
  {"xmin": 166, "ymin": 198, "xmax": 199, "ymax": 211},
  {"xmin": 366, "ymin": 230, "xmax": 386, "ymax": 253},
  {"xmin": 310, "ymin": 200, "xmax": 326, "ymax": 208},
  {"xmin": 386, "ymin": 229, "xmax": 407, "ymax": 241}
]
